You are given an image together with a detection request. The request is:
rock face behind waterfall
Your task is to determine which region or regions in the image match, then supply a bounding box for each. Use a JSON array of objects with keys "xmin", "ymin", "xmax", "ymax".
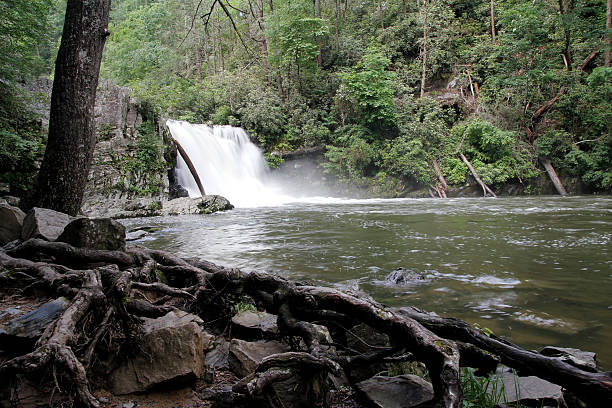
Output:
[{"xmin": 24, "ymin": 79, "xmax": 175, "ymax": 217}]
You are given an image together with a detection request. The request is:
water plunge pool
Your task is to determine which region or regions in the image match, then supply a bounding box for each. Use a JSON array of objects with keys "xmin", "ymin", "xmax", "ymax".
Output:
[{"xmin": 121, "ymin": 196, "xmax": 612, "ymax": 369}]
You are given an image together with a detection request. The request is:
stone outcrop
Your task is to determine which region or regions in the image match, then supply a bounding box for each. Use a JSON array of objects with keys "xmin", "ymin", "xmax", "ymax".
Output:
[
  {"xmin": 57, "ymin": 217, "xmax": 126, "ymax": 251},
  {"xmin": 21, "ymin": 207, "xmax": 74, "ymax": 241},
  {"xmin": 0, "ymin": 297, "xmax": 70, "ymax": 351},
  {"xmin": 0, "ymin": 203, "xmax": 25, "ymax": 245},
  {"xmin": 385, "ymin": 267, "xmax": 431, "ymax": 286},
  {"xmin": 354, "ymin": 375, "xmax": 434, "ymax": 408},
  {"xmin": 109, "ymin": 310, "xmax": 206, "ymax": 395}
]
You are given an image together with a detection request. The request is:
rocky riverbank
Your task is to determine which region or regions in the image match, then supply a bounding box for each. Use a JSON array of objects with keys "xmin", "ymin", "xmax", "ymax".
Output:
[{"xmin": 1, "ymin": 204, "xmax": 610, "ymax": 408}]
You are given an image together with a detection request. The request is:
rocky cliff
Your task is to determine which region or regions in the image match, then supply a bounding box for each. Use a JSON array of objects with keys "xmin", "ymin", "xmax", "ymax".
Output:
[{"xmin": 26, "ymin": 79, "xmax": 177, "ymax": 217}]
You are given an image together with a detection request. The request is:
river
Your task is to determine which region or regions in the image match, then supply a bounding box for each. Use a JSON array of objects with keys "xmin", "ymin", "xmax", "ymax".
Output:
[{"xmin": 121, "ymin": 195, "xmax": 612, "ymax": 369}]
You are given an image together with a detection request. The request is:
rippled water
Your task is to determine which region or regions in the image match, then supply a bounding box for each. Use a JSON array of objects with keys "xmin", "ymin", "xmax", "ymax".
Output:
[{"xmin": 121, "ymin": 196, "xmax": 612, "ymax": 369}]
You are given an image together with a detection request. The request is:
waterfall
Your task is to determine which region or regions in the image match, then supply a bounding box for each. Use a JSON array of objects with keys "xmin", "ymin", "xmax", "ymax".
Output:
[{"xmin": 167, "ymin": 120, "xmax": 293, "ymax": 207}]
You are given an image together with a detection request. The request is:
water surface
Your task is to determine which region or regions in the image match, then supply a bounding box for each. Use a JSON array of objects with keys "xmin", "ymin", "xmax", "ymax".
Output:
[{"xmin": 122, "ymin": 196, "xmax": 612, "ymax": 369}]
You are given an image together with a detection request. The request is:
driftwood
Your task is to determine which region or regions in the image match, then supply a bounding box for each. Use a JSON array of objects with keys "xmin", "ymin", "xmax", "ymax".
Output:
[
  {"xmin": 540, "ymin": 157, "xmax": 569, "ymax": 196},
  {"xmin": 1, "ymin": 238, "xmax": 611, "ymax": 407},
  {"xmin": 459, "ymin": 153, "xmax": 497, "ymax": 197}
]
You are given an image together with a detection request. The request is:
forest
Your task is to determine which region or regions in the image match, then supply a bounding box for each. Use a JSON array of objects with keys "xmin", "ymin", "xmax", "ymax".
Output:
[{"xmin": 1, "ymin": 0, "xmax": 611, "ymax": 198}]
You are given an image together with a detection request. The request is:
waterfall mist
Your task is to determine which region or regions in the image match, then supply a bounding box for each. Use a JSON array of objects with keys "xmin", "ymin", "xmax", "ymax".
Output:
[{"xmin": 166, "ymin": 120, "xmax": 339, "ymax": 207}]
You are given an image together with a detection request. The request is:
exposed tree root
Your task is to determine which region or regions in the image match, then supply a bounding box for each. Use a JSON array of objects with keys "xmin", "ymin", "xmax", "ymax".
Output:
[{"xmin": 1, "ymin": 238, "xmax": 611, "ymax": 407}]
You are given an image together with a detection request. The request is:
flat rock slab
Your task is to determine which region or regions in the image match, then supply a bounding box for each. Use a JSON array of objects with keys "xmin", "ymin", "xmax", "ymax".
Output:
[
  {"xmin": 487, "ymin": 371, "xmax": 565, "ymax": 408},
  {"xmin": 228, "ymin": 338, "xmax": 290, "ymax": 378},
  {"xmin": 21, "ymin": 207, "xmax": 74, "ymax": 241},
  {"xmin": 231, "ymin": 310, "xmax": 279, "ymax": 340},
  {"xmin": 354, "ymin": 375, "xmax": 434, "ymax": 408},
  {"xmin": 110, "ymin": 310, "xmax": 206, "ymax": 394},
  {"xmin": 0, "ymin": 203, "xmax": 25, "ymax": 245},
  {"xmin": 0, "ymin": 297, "xmax": 70, "ymax": 350}
]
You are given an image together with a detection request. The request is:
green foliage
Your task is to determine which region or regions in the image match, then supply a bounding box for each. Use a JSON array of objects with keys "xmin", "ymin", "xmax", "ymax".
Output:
[
  {"xmin": 0, "ymin": 0, "xmax": 58, "ymax": 81},
  {"xmin": 461, "ymin": 368, "xmax": 505, "ymax": 408},
  {"xmin": 450, "ymin": 119, "xmax": 537, "ymax": 185},
  {"xmin": 0, "ymin": 84, "xmax": 45, "ymax": 193},
  {"xmin": 267, "ymin": 1, "xmax": 328, "ymax": 74},
  {"xmin": 336, "ymin": 48, "xmax": 397, "ymax": 128},
  {"xmin": 324, "ymin": 125, "xmax": 380, "ymax": 182}
]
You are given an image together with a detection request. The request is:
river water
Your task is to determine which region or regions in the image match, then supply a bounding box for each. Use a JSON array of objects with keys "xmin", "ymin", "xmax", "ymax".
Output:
[{"xmin": 121, "ymin": 196, "xmax": 612, "ymax": 369}]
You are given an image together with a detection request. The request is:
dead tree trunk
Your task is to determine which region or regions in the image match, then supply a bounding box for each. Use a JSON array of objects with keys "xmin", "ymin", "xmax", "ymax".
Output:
[
  {"xmin": 606, "ymin": 0, "xmax": 611, "ymax": 67},
  {"xmin": 490, "ymin": 0, "xmax": 496, "ymax": 43},
  {"xmin": 420, "ymin": 0, "xmax": 429, "ymax": 97},
  {"xmin": 540, "ymin": 157, "xmax": 568, "ymax": 196},
  {"xmin": 23, "ymin": 0, "xmax": 111, "ymax": 216},
  {"xmin": 173, "ymin": 138, "xmax": 206, "ymax": 197},
  {"xmin": 459, "ymin": 153, "xmax": 497, "ymax": 197}
]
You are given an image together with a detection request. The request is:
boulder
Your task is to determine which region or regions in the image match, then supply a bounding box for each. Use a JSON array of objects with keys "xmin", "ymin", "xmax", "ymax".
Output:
[
  {"xmin": 109, "ymin": 310, "xmax": 206, "ymax": 394},
  {"xmin": 385, "ymin": 267, "xmax": 431, "ymax": 285},
  {"xmin": 231, "ymin": 310, "xmax": 279, "ymax": 340},
  {"xmin": 125, "ymin": 230, "xmax": 148, "ymax": 241},
  {"xmin": 487, "ymin": 370, "xmax": 565, "ymax": 408},
  {"xmin": 228, "ymin": 339, "xmax": 290, "ymax": 378},
  {"xmin": 21, "ymin": 207, "xmax": 74, "ymax": 241},
  {"xmin": 0, "ymin": 297, "xmax": 70, "ymax": 351},
  {"xmin": 0, "ymin": 203, "xmax": 25, "ymax": 245},
  {"xmin": 198, "ymin": 195, "xmax": 234, "ymax": 214},
  {"xmin": 540, "ymin": 346, "xmax": 597, "ymax": 372},
  {"xmin": 161, "ymin": 195, "xmax": 233, "ymax": 216},
  {"xmin": 57, "ymin": 217, "xmax": 126, "ymax": 251},
  {"xmin": 354, "ymin": 375, "xmax": 434, "ymax": 408}
]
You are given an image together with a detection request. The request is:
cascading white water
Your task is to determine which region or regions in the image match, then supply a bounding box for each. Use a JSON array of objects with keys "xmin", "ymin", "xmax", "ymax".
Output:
[{"xmin": 167, "ymin": 120, "xmax": 295, "ymax": 207}]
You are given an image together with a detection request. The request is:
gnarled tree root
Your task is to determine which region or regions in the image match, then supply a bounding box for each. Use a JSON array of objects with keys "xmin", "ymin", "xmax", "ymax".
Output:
[{"xmin": 1, "ymin": 238, "xmax": 611, "ymax": 407}]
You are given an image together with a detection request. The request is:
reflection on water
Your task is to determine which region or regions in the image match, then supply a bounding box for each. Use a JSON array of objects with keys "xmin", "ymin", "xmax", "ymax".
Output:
[{"xmin": 121, "ymin": 196, "xmax": 612, "ymax": 369}]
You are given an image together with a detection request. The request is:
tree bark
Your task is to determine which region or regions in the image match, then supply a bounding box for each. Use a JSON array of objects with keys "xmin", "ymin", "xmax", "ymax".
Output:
[
  {"xmin": 420, "ymin": 0, "xmax": 428, "ymax": 97},
  {"xmin": 606, "ymin": 0, "xmax": 611, "ymax": 67},
  {"xmin": 490, "ymin": 0, "xmax": 496, "ymax": 43},
  {"xmin": 540, "ymin": 157, "xmax": 568, "ymax": 196},
  {"xmin": 459, "ymin": 153, "xmax": 497, "ymax": 197},
  {"xmin": 24, "ymin": 0, "xmax": 111, "ymax": 216}
]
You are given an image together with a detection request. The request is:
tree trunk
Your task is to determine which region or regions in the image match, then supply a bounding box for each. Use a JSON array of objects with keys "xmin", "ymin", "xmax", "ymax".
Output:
[
  {"xmin": 432, "ymin": 159, "xmax": 448, "ymax": 190},
  {"xmin": 490, "ymin": 0, "xmax": 496, "ymax": 43},
  {"xmin": 557, "ymin": 0, "xmax": 573, "ymax": 70},
  {"xmin": 606, "ymin": 0, "xmax": 611, "ymax": 67},
  {"xmin": 459, "ymin": 153, "xmax": 497, "ymax": 197},
  {"xmin": 420, "ymin": 0, "xmax": 428, "ymax": 98},
  {"xmin": 540, "ymin": 157, "xmax": 568, "ymax": 196},
  {"xmin": 24, "ymin": 0, "xmax": 111, "ymax": 216},
  {"xmin": 173, "ymin": 138, "xmax": 206, "ymax": 197}
]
